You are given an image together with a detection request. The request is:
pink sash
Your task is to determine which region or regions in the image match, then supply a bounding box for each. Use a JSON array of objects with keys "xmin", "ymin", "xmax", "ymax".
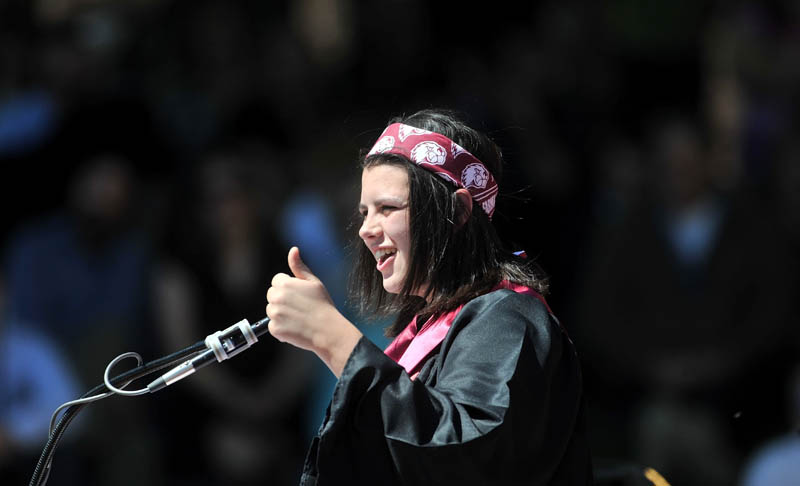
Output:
[{"xmin": 383, "ymin": 281, "xmax": 550, "ymax": 379}]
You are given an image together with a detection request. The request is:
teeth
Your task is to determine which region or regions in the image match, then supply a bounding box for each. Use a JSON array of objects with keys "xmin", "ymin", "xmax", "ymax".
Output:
[{"xmin": 375, "ymin": 249, "xmax": 397, "ymax": 261}]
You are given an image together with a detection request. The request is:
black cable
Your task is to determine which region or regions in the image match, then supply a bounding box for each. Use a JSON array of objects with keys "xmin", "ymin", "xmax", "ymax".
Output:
[{"xmin": 29, "ymin": 340, "xmax": 208, "ymax": 486}]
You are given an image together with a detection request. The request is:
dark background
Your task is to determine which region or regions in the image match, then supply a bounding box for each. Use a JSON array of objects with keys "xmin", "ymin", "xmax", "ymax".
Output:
[{"xmin": 1, "ymin": 1, "xmax": 798, "ymax": 485}]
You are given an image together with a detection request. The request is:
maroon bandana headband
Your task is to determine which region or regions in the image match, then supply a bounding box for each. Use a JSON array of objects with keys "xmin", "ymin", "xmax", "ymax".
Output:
[{"xmin": 367, "ymin": 123, "xmax": 499, "ymax": 219}]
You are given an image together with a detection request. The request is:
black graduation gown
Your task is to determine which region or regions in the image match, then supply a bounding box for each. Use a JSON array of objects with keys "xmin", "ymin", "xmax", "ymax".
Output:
[{"xmin": 300, "ymin": 289, "xmax": 593, "ymax": 485}]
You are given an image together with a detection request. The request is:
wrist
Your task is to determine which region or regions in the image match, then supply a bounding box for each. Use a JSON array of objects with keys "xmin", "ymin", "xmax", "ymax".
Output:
[{"xmin": 314, "ymin": 311, "xmax": 363, "ymax": 378}]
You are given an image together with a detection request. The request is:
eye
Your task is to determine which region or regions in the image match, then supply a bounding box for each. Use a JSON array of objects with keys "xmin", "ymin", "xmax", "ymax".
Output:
[{"xmin": 379, "ymin": 203, "xmax": 407, "ymax": 215}]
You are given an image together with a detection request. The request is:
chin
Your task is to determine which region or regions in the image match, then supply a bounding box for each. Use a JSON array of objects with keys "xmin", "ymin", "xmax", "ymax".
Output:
[
  {"xmin": 381, "ymin": 275, "xmax": 405, "ymax": 294},
  {"xmin": 382, "ymin": 282, "xmax": 402, "ymax": 294}
]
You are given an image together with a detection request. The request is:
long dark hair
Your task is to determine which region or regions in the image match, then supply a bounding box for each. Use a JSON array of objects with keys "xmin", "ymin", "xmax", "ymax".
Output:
[{"xmin": 349, "ymin": 109, "xmax": 549, "ymax": 337}]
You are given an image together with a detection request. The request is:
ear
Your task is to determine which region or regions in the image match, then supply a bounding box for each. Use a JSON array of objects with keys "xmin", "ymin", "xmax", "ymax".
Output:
[{"xmin": 454, "ymin": 188, "xmax": 473, "ymax": 227}]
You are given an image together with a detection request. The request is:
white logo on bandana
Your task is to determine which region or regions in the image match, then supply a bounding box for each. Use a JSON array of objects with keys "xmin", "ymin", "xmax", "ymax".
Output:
[
  {"xmin": 436, "ymin": 172, "xmax": 459, "ymax": 186},
  {"xmin": 451, "ymin": 142, "xmax": 467, "ymax": 158},
  {"xmin": 410, "ymin": 141, "xmax": 447, "ymax": 165},
  {"xmin": 481, "ymin": 194, "xmax": 496, "ymax": 215},
  {"xmin": 461, "ymin": 163, "xmax": 490, "ymax": 189},
  {"xmin": 398, "ymin": 125, "xmax": 432, "ymax": 141},
  {"xmin": 368, "ymin": 135, "xmax": 395, "ymax": 155}
]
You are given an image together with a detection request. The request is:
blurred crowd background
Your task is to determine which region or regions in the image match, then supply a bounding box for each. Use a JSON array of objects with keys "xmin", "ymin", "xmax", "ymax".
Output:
[{"xmin": 1, "ymin": 1, "xmax": 799, "ymax": 485}]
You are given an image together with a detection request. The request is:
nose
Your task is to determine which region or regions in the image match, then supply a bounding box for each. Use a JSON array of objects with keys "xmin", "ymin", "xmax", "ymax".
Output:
[{"xmin": 359, "ymin": 212, "xmax": 380, "ymax": 242}]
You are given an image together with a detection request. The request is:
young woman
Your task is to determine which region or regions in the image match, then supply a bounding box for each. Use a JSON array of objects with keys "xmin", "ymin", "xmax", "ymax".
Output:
[{"xmin": 266, "ymin": 109, "xmax": 592, "ymax": 485}]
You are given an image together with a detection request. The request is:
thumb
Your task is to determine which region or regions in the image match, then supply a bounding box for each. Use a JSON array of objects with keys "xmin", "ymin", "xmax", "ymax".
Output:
[{"xmin": 288, "ymin": 246, "xmax": 320, "ymax": 282}]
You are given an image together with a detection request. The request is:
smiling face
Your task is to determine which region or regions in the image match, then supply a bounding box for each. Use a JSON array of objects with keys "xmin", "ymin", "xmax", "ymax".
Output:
[{"xmin": 358, "ymin": 164, "xmax": 412, "ymax": 295}]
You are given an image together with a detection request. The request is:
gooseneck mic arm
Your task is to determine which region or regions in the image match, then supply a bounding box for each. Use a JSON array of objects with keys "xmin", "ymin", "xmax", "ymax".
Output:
[{"xmin": 29, "ymin": 316, "xmax": 271, "ymax": 486}]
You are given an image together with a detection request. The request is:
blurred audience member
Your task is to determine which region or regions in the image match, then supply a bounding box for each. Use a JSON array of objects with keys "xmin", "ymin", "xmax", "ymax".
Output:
[
  {"xmin": 5, "ymin": 154, "xmax": 151, "ymax": 355},
  {"xmin": 2, "ymin": 152, "xmax": 159, "ymax": 485},
  {"xmin": 152, "ymin": 146, "xmax": 314, "ymax": 485},
  {"xmin": 574, "ymin": 115, "xmax": 796, "ymax": 485}
]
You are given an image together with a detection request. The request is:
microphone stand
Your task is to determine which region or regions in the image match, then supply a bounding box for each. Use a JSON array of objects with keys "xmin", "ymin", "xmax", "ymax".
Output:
[{"xmin": 29, "ymin": 317, "xmax": 271, "ymax": 486}]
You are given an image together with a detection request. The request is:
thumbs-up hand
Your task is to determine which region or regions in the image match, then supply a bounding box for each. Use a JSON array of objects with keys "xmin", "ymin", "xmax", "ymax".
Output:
[
  {"xmin": 266, "ymin": 247, "xmax": 362, "ymax": 377},
  {"xmin": 287, "ymin": 245, "xmax": 319, "ymax": 282}
]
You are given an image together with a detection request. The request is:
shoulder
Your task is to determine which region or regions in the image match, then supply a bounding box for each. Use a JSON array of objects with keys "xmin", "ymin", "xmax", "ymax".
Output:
[
  {"xmin": 5, "ymin": 214, "xmax": 71, "ymax": 257},
  {"xmin": 441, "ymin": 289, "xmax": 560, "ymax": 362},
  {"xmin": 457, "ymin": 289, "xmax": 554, "ymax": 334},
  {"xmin": 455, "ymin": 289, "xmax": 573, "ymax": 369}
]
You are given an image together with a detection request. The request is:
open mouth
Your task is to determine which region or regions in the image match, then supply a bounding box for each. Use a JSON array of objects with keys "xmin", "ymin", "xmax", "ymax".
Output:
[{"xmin": 375, "ymin": 248, "xmax": 397, "ymax": 270}]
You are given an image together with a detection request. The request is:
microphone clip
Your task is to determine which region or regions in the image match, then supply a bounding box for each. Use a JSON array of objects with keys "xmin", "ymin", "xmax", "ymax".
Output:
[{"xmin": 205, "ymin": 319, "xmax": 259, "ymax": 362}]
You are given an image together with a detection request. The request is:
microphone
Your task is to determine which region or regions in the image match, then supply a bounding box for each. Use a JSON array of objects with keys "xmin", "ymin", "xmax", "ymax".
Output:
[{"xmin": 147, "ymin": 317, "xmax": 271, "ymax": 393}]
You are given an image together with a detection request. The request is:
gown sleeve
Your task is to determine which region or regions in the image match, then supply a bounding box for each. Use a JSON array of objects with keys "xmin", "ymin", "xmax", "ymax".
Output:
[{"xmin": 301, "ymin": 290, "xmax": 591, "ymax": 486}]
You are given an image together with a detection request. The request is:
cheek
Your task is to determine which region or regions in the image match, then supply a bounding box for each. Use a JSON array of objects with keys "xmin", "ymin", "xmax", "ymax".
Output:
[
  {"xmin": 393, "ymin": 233, "xmax": 411, "ymax": 262},
  {"xmin": 389, "ymin": 215, "xmax": 411, "ymax": 251}
]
